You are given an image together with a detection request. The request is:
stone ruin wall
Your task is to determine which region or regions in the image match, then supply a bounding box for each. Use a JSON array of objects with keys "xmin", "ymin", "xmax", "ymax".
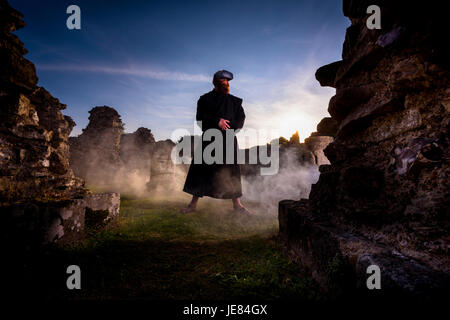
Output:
[
  {"xmin": 0, "ymin": 1, "xmax": 84, "ymax": 204},
  {"xmin": 279, "ymin": 0, "xmax": 449, "ymax": 297},
  {"xmin": 120, "ymin": 126, "xmax": 156, "ymax": 179},
  {"xmin": 69, "ymin": 106, "xmax": 125, "ymax": 187},
  {"xmin": 68, "ymin": 106, "xmax": 183, "ymax": 194},
  {"xmin": 0, "ymin": 0, "xmax": 119, "ymax": 246}
]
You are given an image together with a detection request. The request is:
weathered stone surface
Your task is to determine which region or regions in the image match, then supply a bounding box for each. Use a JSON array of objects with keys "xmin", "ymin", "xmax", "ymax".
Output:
[
  {"xmin": 68, "ymin": 106, "xmax": 186, "ymax": 194},
  {"xmin": 0, "ymin": 0, "xmax": 85, "ymax": 205},
  {"xmin": 1, "ymin": 192, "xmax": 120, "ymax": 245},
  {"xmin": 305, "ymin": 136, "xmax": 334, "ymax": 166},
  {"xmin": 0, "ymin": 1, "xmax": 120, "ymax": 245},
  {"xmin": 69, "ymin": 106, "xmax": 124, "ymax": 186},
  {"xmin": 279, "ymin": 0, "xmax": 450, "ymax": 297},
  {"xmin": 315, "ymin": 61, "xmax": 342, "ymax": 87},
  {"xmin": 279, "ymin": 199, "xmax": 449, "ymax": 297},
  {"xmin": 148, "ymin": 139, "xmax": 180, "ymax": 192},
  {"xmin": 316, "ymin": 117, "xmax": 338, "ymax": 137},
  {"xmin": 0, "ymin": 0, "xmax": 37, "ymax": 91},
  {"xmin": 120, "ymin": 127, "xmax": 155, "ymax": 184},
  {"xmin": 328, "ymin": 82, "xmax": 384, "ymax": 121}
]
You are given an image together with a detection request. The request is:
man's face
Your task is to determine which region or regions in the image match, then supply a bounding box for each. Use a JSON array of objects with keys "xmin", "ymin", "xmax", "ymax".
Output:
[{"xmin": 216, "ymin": 78, "xmax": 230, "ymax": 94}]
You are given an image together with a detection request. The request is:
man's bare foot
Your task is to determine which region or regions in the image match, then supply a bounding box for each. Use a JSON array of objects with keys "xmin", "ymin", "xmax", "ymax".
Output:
[
  {"xmin": 233, "ymin": 205, "xmax": 253, "ymax": 215},
  {"xmin": 180, "ymin": 204, "xmax": 196, "ymax": 214}
]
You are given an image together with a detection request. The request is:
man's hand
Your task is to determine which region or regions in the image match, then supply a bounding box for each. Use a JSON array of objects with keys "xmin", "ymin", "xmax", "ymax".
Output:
[{"xmin": 218, "ymin": 118, "xmax": 230, "ymax": 130}]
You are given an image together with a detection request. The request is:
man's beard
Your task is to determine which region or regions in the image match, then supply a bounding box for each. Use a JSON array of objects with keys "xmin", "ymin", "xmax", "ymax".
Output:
[{"xmin": 217, "ymin": 82, "xmax": 230, "ymax": 94}]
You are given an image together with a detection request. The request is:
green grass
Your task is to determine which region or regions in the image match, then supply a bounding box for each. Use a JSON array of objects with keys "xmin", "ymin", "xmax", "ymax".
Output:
[{"xmin": 30, "ymin": 193, "xmax": 320, "ymax": 301}]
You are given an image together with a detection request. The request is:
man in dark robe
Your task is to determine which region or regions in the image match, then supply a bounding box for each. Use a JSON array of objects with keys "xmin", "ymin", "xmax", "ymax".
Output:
[{"xmin": 181, "ymin": 70, "xmax": 251, "ymax": 214}]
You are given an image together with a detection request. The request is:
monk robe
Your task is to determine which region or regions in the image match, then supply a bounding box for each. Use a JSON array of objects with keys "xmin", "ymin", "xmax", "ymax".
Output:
[{"xmin": 183, "ymin": 89, "xmax": 246, "ymax": 199}]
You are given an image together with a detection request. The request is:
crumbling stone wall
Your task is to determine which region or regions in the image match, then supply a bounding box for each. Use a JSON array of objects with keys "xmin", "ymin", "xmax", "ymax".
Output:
[
  {"xmin": 304, "ymin": 136, "xmax": 334, "ymax": 166},
  {"xmin": 241, "ymin": 129, "xmax": 334, "ymax": 177},
  {"xmin": 279, "ymin": 0, "xmax": 449, "ymax": 297},
  {"xmin": 305, "ymin": 117, "xmax": 337, "ymax": 166},
  {"xmin": 0, "ymin": 1, "xmax": 85, "ymax": 204},
  {"xmin": 0, "ymin": 0, "xmax": 119, "ymax": 245},
  {"xmin": 148, "ymin": 139, "xmax": 181, "ymax": 192},
  {"xmin": 69, "ymin": 109, "xmax": 162, "ymax": 193},
  {"xmin": 69, "ymin": 106, "xmax": 124, "ymax": 186},
  {"xmin": 120, "ymin": 127, "xmax": 155, "ymax": 183}
]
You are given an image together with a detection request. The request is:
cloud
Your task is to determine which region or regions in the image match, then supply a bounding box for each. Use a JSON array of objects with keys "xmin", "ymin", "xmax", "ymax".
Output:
[
  {"xmin": 233, "ymin": 60, "xmax": 335, "ymax": 146},
  {"xmin": 36, "ymin": 63, "xmax": 210, "ymax": 82},
  {"xmin": 61, "ymin": 57, "xmax": 335, "ymax": 148}
]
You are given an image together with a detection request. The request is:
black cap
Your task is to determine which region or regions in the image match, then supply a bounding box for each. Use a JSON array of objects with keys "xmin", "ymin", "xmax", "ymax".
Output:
[{"xmin": 213, "ymin": 70, "xmax": 233, "ymax": 81}]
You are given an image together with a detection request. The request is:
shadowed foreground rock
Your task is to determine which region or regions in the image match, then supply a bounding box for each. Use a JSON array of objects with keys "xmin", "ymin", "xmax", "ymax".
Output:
[
  {"xmin": 279, "ymin": 0, "xmax": 449, "ymax": 298},
  {"xmin": 2, "ymin": 192, "xmax": 119, "ymax": 245},
  {"xmin": 0, "ymin": 0, "xmax": 119, "ymax": 246}
]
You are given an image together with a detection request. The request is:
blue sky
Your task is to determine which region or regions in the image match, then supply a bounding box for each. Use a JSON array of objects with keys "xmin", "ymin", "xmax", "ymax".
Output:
[{"xmin": 11, "ymin": 0, "xmax": 349, "ymax": 147}]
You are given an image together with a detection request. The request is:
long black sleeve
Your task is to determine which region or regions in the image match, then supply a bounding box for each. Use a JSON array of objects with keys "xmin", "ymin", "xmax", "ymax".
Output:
[
  {"xmin": 230, "ymin": 103, "xmax": 245, "ymax": 132},
  {"xmin": 196, "ymin": 97, "xmax": 220, "ymax": 131}
]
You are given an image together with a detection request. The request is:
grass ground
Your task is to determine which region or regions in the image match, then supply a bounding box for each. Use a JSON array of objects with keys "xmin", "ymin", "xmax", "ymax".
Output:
[{"xmin": 21, "ymin": 192, "xmax": 320, "ymax": 301}]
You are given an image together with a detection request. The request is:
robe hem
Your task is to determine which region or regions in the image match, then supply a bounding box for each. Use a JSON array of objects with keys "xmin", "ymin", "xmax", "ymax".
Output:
[{"xmin": 182, "ymin": 189, "xmax": 242, "ymax": 199}]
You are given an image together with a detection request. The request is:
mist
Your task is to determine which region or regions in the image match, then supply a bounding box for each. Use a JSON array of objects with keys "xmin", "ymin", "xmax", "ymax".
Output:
[
  {"xmin": 70, "ymin": 121, "xmax": 322, "ymax": 218},
  {"xmin": 241, "ymin": 147, "xmax": 320, "ymax": 214}
]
